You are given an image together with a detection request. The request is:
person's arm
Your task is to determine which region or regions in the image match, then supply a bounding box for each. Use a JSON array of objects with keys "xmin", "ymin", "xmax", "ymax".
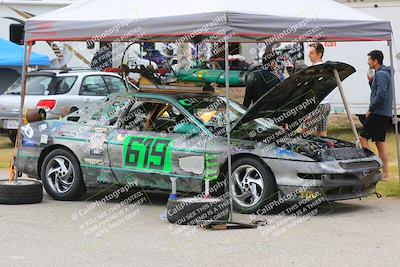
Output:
[
  {"xmin": 368, "ymin": 77, "xmax": 373, "ymax": 87},
  {"xmin": 369, "ymin": 71, "xmax": 390, "ymax": 112},
  {"xmin": 243, "ymin": 72, "xmax": 257, "ymax": 108},
  {"xmin": 243, "ymin": 83, "xmax": 254, "ymax": 108}
]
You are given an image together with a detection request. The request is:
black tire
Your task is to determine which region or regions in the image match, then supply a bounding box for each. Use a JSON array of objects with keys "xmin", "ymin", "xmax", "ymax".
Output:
[
  {"xmin": 40, "ymin": 148, "xmax": 86, "ymax": 201},
  {"xmin": 0, "ymin": 179, "xmax": 43, "ymax": 204},
  {"xmin": 9, "ymin": 131, "xmax": 17, "ymax": 146},
  {"xmin": 230, "ymin": 157, "xmax": 277, "ymax": 214},
  {"xmin": 167, "ymin": 197, "xmax": 230, "ymax": 225}
]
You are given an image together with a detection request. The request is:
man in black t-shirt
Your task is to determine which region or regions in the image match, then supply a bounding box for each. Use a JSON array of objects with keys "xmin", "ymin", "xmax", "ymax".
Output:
[{"xmin": 243, "ymin": 51, "xmax": 281, "ymax": 108}]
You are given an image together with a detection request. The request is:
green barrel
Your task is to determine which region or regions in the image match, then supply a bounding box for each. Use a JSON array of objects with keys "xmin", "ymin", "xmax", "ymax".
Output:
[{"xmin": 177, "ymin": 68, "xmax": 248, "ymax": 86}]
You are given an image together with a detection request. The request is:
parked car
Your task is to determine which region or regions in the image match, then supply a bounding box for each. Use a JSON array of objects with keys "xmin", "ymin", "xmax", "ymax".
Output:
[
  {"xmin": 0, "ymin": 69, "xmax": 137, "ymax": 144},
  {"xmin": 17, "ymin": 62, "xmax": 382, "ymax": 213}
]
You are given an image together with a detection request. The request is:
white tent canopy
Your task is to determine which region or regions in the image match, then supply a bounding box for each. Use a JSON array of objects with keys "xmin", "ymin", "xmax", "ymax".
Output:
[{"xmin": 25, "ymin": 0, "xmax": 392, "ymax": 42}]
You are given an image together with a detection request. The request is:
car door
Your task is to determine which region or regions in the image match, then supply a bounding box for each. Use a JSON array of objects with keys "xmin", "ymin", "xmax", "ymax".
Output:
[
  {"xmin": 79, "ymin": 75, "xmax": 109, "ymax": 104},
  {"xmin": 107, "ymin": 98, "xmax": 208, "ymax": 192},
  {"xmin": 75, "ymin": 95, "xmax": 130, "ymax": 186}
]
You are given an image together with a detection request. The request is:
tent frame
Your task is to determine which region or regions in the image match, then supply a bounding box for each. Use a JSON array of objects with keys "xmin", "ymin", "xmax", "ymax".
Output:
[
  {"xmin": 10, "ymin": 42, "xmax": 30, "ymax": 182},
  {"xmin": 388, "ymin": 38, "xmax": 400, "ymax": 180}
]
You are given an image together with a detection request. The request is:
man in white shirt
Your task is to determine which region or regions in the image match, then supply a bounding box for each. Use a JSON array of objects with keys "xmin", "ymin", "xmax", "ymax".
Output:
[{"xmin": 308, "ymin": 42, "xmax": 331, "ymax": 137}]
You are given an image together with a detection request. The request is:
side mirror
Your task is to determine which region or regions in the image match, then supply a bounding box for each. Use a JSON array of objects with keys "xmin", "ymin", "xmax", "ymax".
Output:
[{"xmin": 173, "ymin": 123, "xmax": 200, "ymax": 136}]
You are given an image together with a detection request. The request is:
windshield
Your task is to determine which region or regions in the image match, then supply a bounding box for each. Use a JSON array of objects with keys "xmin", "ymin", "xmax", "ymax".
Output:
[
  {"xmin": 4, "ymin": 75, "xmax": 77, "ymax": 95},
  {"xmin": 179, "ymin": 95, "xmax": 282, "ymax": 137},
  {"xmin": 179, "ymin": 96, "xmax": 241, "ymax": 127}
]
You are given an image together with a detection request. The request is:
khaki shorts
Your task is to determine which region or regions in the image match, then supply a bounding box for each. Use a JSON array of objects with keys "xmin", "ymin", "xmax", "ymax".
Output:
[{"xmin": 317, "ymin": 103, "xmax": 331, "ymax": 132}]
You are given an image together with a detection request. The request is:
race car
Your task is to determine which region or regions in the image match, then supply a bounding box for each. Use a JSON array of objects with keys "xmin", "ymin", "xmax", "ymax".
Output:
[{"xmin": 17, "ymin": 62, "xmax": 382, "ymax": 213}]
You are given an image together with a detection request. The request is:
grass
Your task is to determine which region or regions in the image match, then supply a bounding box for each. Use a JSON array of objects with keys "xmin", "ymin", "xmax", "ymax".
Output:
[
  {"xmin": 376, "ymin": 181, "xmax": 400, "ymax": 198},
  {"xmin": 0, "ymin": 114, "xmax": 399, "ymax": 197},
  {"xmin": 0, "ymin": 136, "xmax": 14, "ymax": 169}
]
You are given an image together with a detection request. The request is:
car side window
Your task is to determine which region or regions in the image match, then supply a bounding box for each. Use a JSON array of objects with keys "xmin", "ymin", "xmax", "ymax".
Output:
[
  {"xmin": 122, "ymin": 102, "xmax": 157, "ymax": 131},
  {"xmin": 103, "ymin": 76, "xmax": 126, "ymax": 94},
  {"xmin": 69, "ymin": 96, "xmax": 130, "ymax": 126},
  {"xmin": 49, "ymin": 76, "xmax": 77, "ymax": 95},
  {"xmin": 80, "ymin": 75, "xmax": 108, "ymax": 96},
  {"xmin": 122, "ymin": 100, "xmax": 194, "ymax": 134}
]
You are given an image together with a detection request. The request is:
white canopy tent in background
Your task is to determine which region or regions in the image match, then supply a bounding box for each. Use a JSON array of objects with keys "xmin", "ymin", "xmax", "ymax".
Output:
[
  {"xmin": 14, "ymin": 0, "xmax": 399, "ymax": 192},
  {"xmin": 25, "ymin": 0, "xmax": 391, "ymax": 42}
]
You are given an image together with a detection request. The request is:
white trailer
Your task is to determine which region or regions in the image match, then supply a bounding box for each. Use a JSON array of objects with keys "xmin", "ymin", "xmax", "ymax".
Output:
[{"xmin": 308, "ymin": 0, "xmax": 400, "ymax": 119}]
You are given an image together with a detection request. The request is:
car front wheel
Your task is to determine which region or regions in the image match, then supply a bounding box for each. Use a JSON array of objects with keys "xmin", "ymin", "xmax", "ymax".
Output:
[
  {"xmin": 230, "ymin": 157, "xmax": 276, "ymax": 214},
  {"xmin": 40, "ymin": 148, "xmax": 86, "ymax": 200}
]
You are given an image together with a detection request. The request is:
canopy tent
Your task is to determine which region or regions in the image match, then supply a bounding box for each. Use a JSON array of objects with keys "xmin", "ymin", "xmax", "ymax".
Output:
[
  {"xmin": 25, "ymin": 0, "xmax": 392, "ymax": 42},
  {"xmin": 0, "ymin": 38, "xmax": 50, "ymax": 67},
  {"xmin": 16, "ymin": 0, "xmax": 399, "ymax": 191}
]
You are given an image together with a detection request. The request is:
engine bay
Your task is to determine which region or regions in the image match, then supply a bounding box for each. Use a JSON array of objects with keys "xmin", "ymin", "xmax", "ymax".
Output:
[{"xmin": 277, "ymin": 135, "xmax": 371, "ymax": 161}]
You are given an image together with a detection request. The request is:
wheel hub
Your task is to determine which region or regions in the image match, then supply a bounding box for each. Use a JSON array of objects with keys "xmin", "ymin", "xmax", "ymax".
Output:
[
  {"xmin": 231, "ymin": 164, "xmax": 264, "ymax": 208},
  {"xmin": 45, "ymin": 156, "xmax": 75, "ymax": 194}
]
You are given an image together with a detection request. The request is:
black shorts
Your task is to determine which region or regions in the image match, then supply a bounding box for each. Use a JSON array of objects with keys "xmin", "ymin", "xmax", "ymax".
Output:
[{"xmin": 360, "ymin": 114, "xmax": 391, "ymax": 142}]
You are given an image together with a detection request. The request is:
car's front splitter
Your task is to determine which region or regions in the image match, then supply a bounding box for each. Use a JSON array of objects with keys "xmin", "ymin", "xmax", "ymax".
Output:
[{"xmin": 264, "ymin": 156, "xmax": 382, "ymax": 202}]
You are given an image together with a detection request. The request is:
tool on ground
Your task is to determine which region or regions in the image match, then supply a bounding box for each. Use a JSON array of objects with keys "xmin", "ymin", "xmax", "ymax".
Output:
[{"xmin": 197, "ymin": 220, "xmax": 258, "ymax": 230}]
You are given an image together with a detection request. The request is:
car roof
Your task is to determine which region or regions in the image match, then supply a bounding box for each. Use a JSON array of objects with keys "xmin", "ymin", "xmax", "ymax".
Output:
[
  {"xmin": 29, "ymin": 69, "xmax": 121, "ymax": 77},
  {"xmin": 131, "ymin": 90, "xmax": 220, "ymax": 101}
]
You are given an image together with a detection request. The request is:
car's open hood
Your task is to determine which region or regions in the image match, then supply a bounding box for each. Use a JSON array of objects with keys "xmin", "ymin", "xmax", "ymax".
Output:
[{"xmin": 231, "ymin": 61, "xmax": 356, "ymax": 132}]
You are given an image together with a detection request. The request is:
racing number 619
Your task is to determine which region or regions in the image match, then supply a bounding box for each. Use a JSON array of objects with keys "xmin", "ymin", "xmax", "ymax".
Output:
[{"xmin": 124, "ymin": 136, "xmax": 172, "ymax": 172}]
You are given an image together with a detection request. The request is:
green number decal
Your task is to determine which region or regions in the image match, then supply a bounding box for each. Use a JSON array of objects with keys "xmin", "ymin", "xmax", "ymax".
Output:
[
  {"xmin": 123, "ymin": 136, "xmax": 173, "ymax": 173},
  {"xmin": 178, "ymin": 99, "xmax": 192, "ymax": 107}
]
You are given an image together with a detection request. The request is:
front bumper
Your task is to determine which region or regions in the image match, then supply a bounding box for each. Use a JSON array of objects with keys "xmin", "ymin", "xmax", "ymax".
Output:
[{"xmin": 264, "ymin": 156, "xmax": 382, "ymax": 201}]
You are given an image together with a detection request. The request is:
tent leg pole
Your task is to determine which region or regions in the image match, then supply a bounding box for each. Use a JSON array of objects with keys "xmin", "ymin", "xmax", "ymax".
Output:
[
  {"xmin": 388, "ymin": 40, "xmax": 400, "ymax": 182},
  {"xmin": 13, "ymin": 42, "xmax": 29, "ymax": 183},
  {"xmin": 224, "ymin": 40, "xmax": 233, "ymax": 222},
  {"xmin": 204, "ymin": 180, "xmax": 210, "ymax": 197},
  {"xmin": 333, "ymin": 69, "xmax": 361, "ymax": 149}
]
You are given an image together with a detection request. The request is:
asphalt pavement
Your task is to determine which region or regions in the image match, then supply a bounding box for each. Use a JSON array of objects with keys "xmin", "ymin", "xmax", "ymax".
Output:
[{"xmin": 0, "ymin": 170, "xmax": 399, "ymax": 266}]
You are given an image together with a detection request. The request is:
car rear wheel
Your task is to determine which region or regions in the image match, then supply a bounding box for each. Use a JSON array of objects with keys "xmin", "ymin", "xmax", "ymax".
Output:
[
  {"xmin": 231, "ymin": 157, "xmax": 276, "ymax": 214},
  {"xmin": 40, "ymin": 148, "xmax": 86, "ymax": 200}
]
